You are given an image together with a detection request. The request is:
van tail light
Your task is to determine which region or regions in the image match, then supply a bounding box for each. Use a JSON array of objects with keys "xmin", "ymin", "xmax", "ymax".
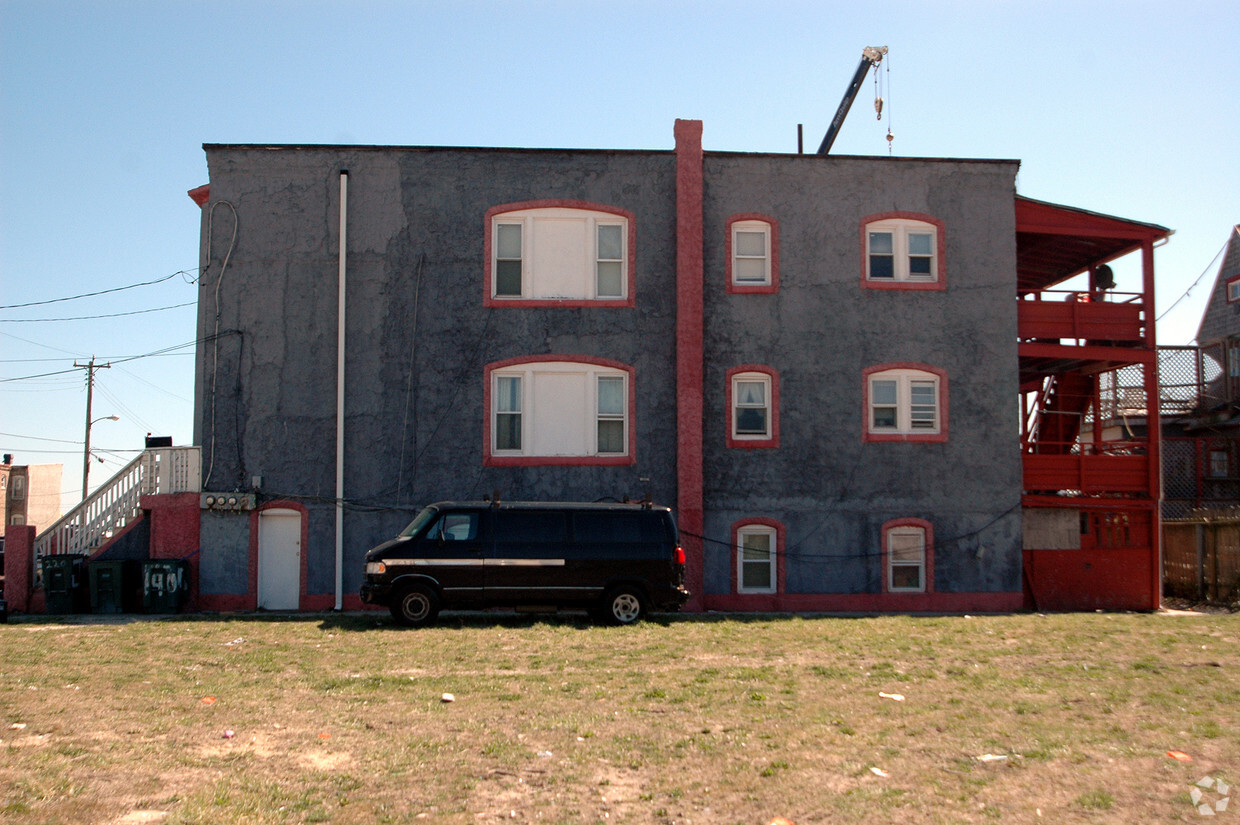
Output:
[{"xmin": 673, "ymin": 545, "xmax": 686, "ymax": 566}]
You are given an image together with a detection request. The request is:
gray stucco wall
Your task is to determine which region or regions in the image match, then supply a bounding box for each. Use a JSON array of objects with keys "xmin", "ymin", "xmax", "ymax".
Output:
[
  {"xmin": 699, "ymin": 153, "xmax": 1022, "ymax": 595},
  {"xmin": 197, "ymin": 146, "xmax": 680, "ymax": 598},
  {"xmin": 194, "ymin": 140, "xmax": 1023, "ymax": 603}
]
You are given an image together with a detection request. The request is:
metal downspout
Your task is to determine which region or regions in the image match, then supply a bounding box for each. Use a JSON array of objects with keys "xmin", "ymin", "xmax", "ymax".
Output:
[{"xmin": 335, "ymin": 170, "xmax": 348, "ymax": 611}]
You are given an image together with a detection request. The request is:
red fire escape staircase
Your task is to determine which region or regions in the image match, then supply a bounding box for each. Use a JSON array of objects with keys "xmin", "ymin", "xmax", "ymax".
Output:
[{"xmin": 1015, "ymin": 197, "xmax": 1171, "ymax": 610}]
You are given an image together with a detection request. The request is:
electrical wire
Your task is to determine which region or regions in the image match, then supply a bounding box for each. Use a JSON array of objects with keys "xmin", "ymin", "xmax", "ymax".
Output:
[
  {"xmin": 0, "ymin": 269, "xmax": 197, "ymax": 310},
  {"xmin": 1156, "ymin": 238, "xmax": 1228, "ymax": 323},
  {"xmin": 203, "ymin": 200, "xmax": 239, "ymax": 489},
  {"xmin": 3, "ymin": 301, "xmax": 195, "ymax": 323}
]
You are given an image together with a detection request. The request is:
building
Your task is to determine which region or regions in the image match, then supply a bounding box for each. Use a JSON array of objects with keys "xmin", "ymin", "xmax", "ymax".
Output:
[
  {"xmin": 1160, "ymin": 225, "xmax": 1240, "ymax": 516},
  {"xmin": 1, "ymin": 456, "xmax": 63, "ymax": 540},
  {"xmin": 182, "ymin": 119, "xmax": 1168, "ymax": 614}
]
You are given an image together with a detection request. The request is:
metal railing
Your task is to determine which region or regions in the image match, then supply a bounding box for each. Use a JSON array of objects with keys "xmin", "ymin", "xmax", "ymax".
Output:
[{"xmin": 32, "ymin": 447, "xmax": 201, "ymax": 567}]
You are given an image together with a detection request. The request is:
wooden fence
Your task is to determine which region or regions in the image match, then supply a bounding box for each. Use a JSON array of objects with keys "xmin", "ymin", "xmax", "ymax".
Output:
[{"xmin": 1164, "ymin": 511, "xmax": 1240, "ymax": 604}]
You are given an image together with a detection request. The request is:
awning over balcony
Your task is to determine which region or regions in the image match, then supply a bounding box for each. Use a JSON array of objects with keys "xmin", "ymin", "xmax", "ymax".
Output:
[{"xmin": 1016, "ymin": 197, "xmax": 1172, "ymax": 293}]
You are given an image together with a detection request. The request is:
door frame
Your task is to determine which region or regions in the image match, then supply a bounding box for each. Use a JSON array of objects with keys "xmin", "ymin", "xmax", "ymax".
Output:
[{"xmin": 250, "ymin": 500, "xmax": 309, "ymax": 610}]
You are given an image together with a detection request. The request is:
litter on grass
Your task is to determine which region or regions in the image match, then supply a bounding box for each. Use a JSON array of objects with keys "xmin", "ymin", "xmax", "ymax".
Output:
[
  {"xmin": 974, "ymin": 754, "xmax": 1008, "ymax": 763},
  {"xmin": 878, "ymin": 692, "xmax": 905, "ymax": 702},
  {"xmin": 1167, "ymin": 750, "xmax": 1193, "ymax": 762},
  {"xmin": 870, "ymin": 767, "xmax": 890, "ymax": 777}
]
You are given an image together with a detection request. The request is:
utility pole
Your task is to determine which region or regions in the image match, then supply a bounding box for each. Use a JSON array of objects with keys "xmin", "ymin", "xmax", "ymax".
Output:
[{"xmin": 75, "ymin": 356, "xmax": 111, "ymax": 500}]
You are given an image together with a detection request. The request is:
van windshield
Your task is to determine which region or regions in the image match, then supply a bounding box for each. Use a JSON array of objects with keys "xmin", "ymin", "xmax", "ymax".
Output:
[{"xmin": 397, "ymin": 506, "xmax": 439, "ymax": 538}]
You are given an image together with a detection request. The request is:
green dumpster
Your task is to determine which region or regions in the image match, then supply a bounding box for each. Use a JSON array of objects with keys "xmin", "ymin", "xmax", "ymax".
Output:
[
  {"xmin": 142, "ymin": 560, "xmax": 189, "ymax": 613},
  {"xmin": 88, "ymin": 560, "xmax": 137, "ymax": 614},
  {"xmin": 42, "ymin": 554, "xmax": 87, "ymax": 614}
]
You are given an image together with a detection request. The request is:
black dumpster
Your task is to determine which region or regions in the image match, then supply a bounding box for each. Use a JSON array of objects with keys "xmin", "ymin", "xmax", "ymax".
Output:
[
  {"xmin": 88, "ymin": 560, "xmax": 138, "ymax": 614},
  {"xmin": 42, "ymin": 554, "xmax": 88, "ymax": 614},
  {"xmin": 142, "ymin": 560, "xmax": 189, "ymax": 613}
]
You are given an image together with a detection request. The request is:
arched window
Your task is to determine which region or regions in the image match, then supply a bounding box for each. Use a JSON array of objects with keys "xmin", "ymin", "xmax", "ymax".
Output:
[
  {"xmin": 881, "ymin": 518, "xmax": 934, "ymax": 594},
  {"xmin": 727, "ymin": 366, "xmax": 779, "ymax": 448},
  {"xmin": 726, "ymin": 214, "xmax": 778, "ymax": 293},
  {"xmin": 861, "ymin": 212, "xmax": 945, "ymax": 290},
  {"xmin": 485, "ymin": 356, "xmax": 635, "ymax": 466},
  {"xmin": 863, "ymin": 364, "xmax": 948, "ymax": 443},
  {"xmin": 486, "ymin": 201, "xmax": 635, "ymax": 306},
  {"xmin": 733, "ymin": 518, "xmax": 784, "ymax": 595}
]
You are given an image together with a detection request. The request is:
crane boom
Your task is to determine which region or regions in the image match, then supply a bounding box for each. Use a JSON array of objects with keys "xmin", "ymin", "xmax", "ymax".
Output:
[{"xmin": 817, "ymin": 46, "xmax": 888, "ymax": 155}]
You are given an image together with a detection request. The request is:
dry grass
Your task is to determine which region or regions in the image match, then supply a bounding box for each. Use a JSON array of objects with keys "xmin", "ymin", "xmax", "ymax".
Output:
[{"xmin": 1, "ymin": 610, "xmax": 1238, "ymax": 825}]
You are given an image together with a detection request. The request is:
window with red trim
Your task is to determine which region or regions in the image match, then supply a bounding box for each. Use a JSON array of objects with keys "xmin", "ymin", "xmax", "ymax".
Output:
[
  {"xmin": 727, "ymin": 366, "xmax": 779, "ymax": 448},
  {"xmin": 863, "ymin": 364, "xmax": 947, "ymax": 443},
  {"xmin": 484, "ymin": 357, "xmax": 635, "ymax": 466},
  {"xmin": 485, "ymin": 202, "xmax": 635, "ymax": 306},
  {"xmin": 733, "ymin": 519, "xmax": 784, "ymax": 594},
  {"xmin": 1226, "ymin": 274, "xmax": 1240, "ymax": 303},
  {"xmin": 861, "ymin": 213, "xmax": 945, "ymax": 290},
  {"xmin": 881, "ymin": 518, "xmax": 934, "ymax": 593},
  {"xmin": 726, "ymin": 214, "xmax": 779, "ymax": 293}
]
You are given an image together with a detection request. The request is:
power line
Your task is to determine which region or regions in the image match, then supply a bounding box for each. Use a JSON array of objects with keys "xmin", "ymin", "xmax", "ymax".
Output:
[
  {"xmin": 3, "ymin": 301, "xmax": 195, "ymax": 323},
  {"xmin": 0, "ymin": 269, "xmax": 197, "ymax": 310}
]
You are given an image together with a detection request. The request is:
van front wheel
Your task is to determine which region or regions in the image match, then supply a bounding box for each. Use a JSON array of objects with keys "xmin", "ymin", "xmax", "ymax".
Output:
[
  {"xmin": 600, "ymin": 586, "xmax": 646, "ymax": 626},
  {"xmin": 390, "ymin": 584, "xmax": 440, "ymax": 628}
]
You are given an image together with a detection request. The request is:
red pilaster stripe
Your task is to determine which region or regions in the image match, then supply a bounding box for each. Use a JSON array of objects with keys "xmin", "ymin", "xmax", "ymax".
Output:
[{"xmin": 674, "ymin": 119, "xmax": 705, "ymax": 611}]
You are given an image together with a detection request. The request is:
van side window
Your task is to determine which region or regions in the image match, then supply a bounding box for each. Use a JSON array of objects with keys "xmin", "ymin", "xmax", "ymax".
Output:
[
  {"xmin": 432, "ymin": 513, "xmax": 478, "ymax": 542},
  {"xmin": 494, "ymin": 511, "xmax": 567, "ymax": 544},
  {"xmin": 573, "ymin": 513, "xmax": 661, "ymax": 544}
]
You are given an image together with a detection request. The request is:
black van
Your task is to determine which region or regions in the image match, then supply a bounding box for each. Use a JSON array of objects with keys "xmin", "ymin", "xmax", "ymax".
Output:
[{"xmin": 360, "ymin": 501, "xmax": 688, "ymax": 627}]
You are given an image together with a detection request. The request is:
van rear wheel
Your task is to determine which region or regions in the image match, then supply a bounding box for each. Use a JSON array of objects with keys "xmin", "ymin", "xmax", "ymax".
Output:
[
  {"xmin": 599, "ymin": 586, "xmax": 646, "ymax": 626},
  {"xmin": 390, "ymin": 583, "xmax": 440, "ymax": 628}
]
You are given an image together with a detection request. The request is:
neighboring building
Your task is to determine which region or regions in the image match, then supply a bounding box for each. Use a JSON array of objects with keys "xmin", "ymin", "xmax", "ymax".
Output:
[
  {"xmin": 1, "ymin": 456, "xmax": 63, "ymax": 538},
  {"xmin": 1160, "ymin": 225, "xmax": 1240, "ymax": 516},
  {"xmin": 186, "ymin": 119, "xmax": 1168, "ymax": 614}
]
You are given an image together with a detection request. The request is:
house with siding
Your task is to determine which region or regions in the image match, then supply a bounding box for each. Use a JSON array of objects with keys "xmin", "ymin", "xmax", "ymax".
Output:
[{"xmin": 182, "ymin": 119, "xmax": 1168, "ymax": 615}]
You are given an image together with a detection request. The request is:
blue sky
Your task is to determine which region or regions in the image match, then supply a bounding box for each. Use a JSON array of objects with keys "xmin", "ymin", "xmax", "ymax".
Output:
[{"xmin": 2, "ymin": 0, "xmax": 1238, "ymax": 513}]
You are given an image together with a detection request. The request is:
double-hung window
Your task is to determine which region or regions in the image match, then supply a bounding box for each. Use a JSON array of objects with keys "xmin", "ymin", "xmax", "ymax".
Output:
[
  {"xmin": 727, "ymin": 367, "xmax": 779, "ymax": 448},
  {"xmin": 486, "ymin": 358, "xmax": 635, "ymax": 466},
  {"xmin": 726, "ymin": 214, "xmax": 778, "ymax": 293},
  {"xmin": 864, "ymin": 365, "xmax": 946, "ymax": 442},
  {"xmin": 737, "ymin": 523, "xmax": 777, "ymax": 594},
  {"xmin": 861, "ymin": 214, "xmax": 944, "ymax": 289},
  {"xmin": 487, "ymin": 203, "xmax": 634, "ymax": 305},
  {"xmin": 1227, "ymin": 275, "xmax": 1240, "ymax": 303},
  {"xmin": 886, "ymin": 524, "xmax": 927, "ymax": 592}
]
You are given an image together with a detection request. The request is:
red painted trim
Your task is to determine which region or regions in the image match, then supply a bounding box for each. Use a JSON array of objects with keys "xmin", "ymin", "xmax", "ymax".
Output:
[
  {"xmin": 675, "ymin": 119, "xmax": 706, "ymax": 612},
  {"xmin": 704, "ymin": 591, "xmax": 1022, "ymax": 613},
  {"xmin": 247, "ymin": 500, "xmax": 310, "ymax": 610},
  {"xmin": 1227, "ymin": 274, "xmax": 1240, "ymax": 304},
  {"xmin": 880, "ymin": 517, "xmax": 935, "ymax": 594},
  {"xmin": 729, "ymin": 517, "xmax": 786, "ymax": 596},
  {"xmin": 862, "ymin": 362, "xmax": 949, "ymax": 443},
  {"xmin": 725, "ymin": 213, "xmax": 780, "ymax": 294},
  {"xmin": 859, "ymin": 211, "xmax": 947, "ymax": 291},
  {"xmin": 483, "ymin": 199, "xmax": 637, "ymax": 308},
  {"xmin": 187, "ymin": 184, "xmax": 210, "ymax": 207},
  {"xmin": 725, "ymin": 365, "xmax": 780, "ymax": 449},
  {"xmin": 482, "ymin": 355, "xmax": 637, "ymax": 467}
]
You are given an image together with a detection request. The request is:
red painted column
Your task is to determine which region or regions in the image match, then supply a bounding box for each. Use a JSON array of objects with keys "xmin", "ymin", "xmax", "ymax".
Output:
[
  {"xmin": 3, "ymin": 525, "xmax": 36, "ymax": 613},
  {"xmin": 141, "ymin": 493, "xmax": 203, "ymax": 610},
  {"xmin": 1142, "ymin": 239, "xmax": 1162, "ymax": 610},
  {"xmin": 674, "ymin": 119, "xmax": 705, "ymax": 611}
]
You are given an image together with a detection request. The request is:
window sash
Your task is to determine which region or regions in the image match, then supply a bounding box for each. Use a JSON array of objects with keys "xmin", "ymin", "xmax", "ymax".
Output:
[
  {"xmin": 866, "ymin": 222, "xmax": 936, "ymax": 282},
  {"xmin": 596, "ymin": 376, "xmax": 626, "ymax": 454},
  {"xmin": 733, "ymin": 223, "xmax": 771, "ymax": 284},
  {"xmin": 733, "ymin": 376, "xmax": 771, "ymax": 437},
  {"xmin": 887, "ymin": 527, "xmax": 925, "ymax": 592},
  {"xmin": 492, "ymin": 365, "xmax": 628, "ymax": 458},
  {"xmin": 494, "ymin": 375, "xmax": 522, "ymax": 451},
  {"xmin": 738, "ymin": 528, "xmax": 775, "ymax": 593},
  {"xmin": 492, "ymin": 210, "xmax": 628, "ymax": 300},
  {"xmin": 869, "ymin": 372, "xmax": 939, "ymax": 434}
]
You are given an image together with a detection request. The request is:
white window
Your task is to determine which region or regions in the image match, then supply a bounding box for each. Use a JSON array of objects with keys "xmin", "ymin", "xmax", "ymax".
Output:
[
  {"xmin": 491, "ymin": 207, "xmax": 629, "ymax": 300},
  {"xmin": 490, "ymin": 361, "xmax": 629, "ymax": 459},
  {"xmin": 868, "ymin": 369, "xmax": 941, "ymax": 435},
  {"xmin": 887, "ymin": 526, "xmax": 926, "ymax": 592},
  {"xmin": 866, "ymin": 219, "xmax": 937, "ymax": 282},
  {"xmin": 732, "ymin": 220, "xmax": 771, "ymax": 285},
  {"xmin": 10, "ymin": 474, "xmax": 24, "ymax": 500},
  {"xmin": 732, "ymin": 373, "xmax": 771, "ymax": 440},
  {"xmin": 11, "ymin": 514, "xmax": 25, "ymax": 526},
  {"xmin": 737, "ymin": 524, "xmax": 776, "ymax": 593},
  {"xmin": 1209, "ymin": 449, "xmax": 1229, "ymax": 479},
  {"xmin": 1228, "ymin": 277, "xmax": 1240, "ymax": 303}
]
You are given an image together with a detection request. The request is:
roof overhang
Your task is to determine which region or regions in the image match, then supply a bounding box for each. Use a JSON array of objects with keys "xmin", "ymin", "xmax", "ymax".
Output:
[{"xmin": 1016, "ymin": 197, "xmax": 1172, "ymax": 292}]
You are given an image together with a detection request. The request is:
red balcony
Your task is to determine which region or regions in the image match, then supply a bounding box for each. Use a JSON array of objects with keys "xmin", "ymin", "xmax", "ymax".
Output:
[{"xmin": 1018, "ymin": 291, "xmax": 1144, "ymax": 344}]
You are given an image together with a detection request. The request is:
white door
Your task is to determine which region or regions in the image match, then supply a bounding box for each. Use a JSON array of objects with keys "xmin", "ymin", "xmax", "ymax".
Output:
[{"xmin": 258, "ymin": 508, "xmax": 301, "ymax": 610}]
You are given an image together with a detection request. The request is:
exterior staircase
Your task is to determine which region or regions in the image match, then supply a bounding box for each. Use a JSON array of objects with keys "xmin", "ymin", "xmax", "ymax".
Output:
[{"xmin": 33, "ymin": 447, "xmax": 201, "ymax": 568}]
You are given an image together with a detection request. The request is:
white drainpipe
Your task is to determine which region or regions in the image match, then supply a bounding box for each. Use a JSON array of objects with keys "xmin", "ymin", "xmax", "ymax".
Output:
[{"xmin": 335, "ymin": 170, "xmax": 348, "ymax": 611}]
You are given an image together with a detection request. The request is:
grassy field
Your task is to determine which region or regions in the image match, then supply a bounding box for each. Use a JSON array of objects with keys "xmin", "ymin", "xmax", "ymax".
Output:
[{"xmin": 1, "ymin": 609, "xmax": 1237, "ymax": 825}]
